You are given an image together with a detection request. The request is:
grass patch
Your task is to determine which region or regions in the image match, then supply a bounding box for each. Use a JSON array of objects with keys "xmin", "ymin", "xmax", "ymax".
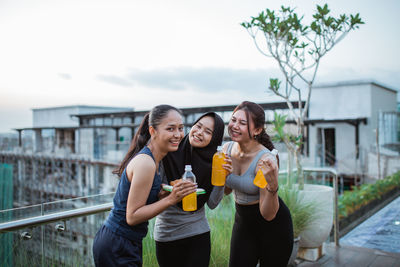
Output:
[{"xmin": 143, "ymin": 194, "xmax": 235, "ymax": 267}]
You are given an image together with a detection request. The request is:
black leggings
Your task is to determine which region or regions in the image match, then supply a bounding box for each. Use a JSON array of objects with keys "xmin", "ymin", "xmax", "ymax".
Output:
[
  {"xmin": 156, "ymin": 232, "xmax": 211, "ymax": 267},
  {"xmin": 229, "ymin": 197, "xmax": 294, "ymax": 267}
]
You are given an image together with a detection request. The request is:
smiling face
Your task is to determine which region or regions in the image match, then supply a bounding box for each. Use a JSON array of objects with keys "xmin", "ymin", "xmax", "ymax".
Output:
[
  {"xmin": 228, "ymin": 109, "xmax": 260, "ymax": 142},
  {"xmin": 189, "ymin": 116, "xmax": 215, "ymax": 148},
  {"xmin": 151, "ymin": 110, "xmax": 184, "ymax": 152}
]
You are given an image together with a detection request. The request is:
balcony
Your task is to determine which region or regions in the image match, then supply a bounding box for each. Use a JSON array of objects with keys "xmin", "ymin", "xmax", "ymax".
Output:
[{"xmin": 0, "ymin": 168, "xmax": 340, "ymax": 266}]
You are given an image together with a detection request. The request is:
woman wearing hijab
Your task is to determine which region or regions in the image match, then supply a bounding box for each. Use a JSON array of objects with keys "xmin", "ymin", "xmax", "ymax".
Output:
[{"xmin": 154, "ymin": 112, "xmax": 229, "ymax": 267}]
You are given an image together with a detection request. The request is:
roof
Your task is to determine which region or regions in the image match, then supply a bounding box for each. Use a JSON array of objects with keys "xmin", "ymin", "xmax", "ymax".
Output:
[
  {"xmin": 73, "ymin": 101, "xmax": 304, "ymax": 119},
  {"xmin": 31, "ymin": 105, "xmax": 133, "ymax": 112},
  {"xmin": 314, "ymin": 80, "xmax": 398, "ymax": 94}
]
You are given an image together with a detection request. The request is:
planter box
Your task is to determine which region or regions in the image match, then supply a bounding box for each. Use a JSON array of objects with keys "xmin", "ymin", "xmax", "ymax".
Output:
[{"xmin": 339, "ymin": 187, "xmax": 400, "ymax": 237}]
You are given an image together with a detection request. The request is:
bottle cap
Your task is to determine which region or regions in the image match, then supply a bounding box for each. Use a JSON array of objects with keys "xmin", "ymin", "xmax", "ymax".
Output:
[{"xmin": 184, "ymin": 165, "xmax": 192, "ymax": 171}]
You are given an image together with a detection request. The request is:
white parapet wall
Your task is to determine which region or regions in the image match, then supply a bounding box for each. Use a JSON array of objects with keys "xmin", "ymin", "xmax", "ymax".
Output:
[{"xmin": 367, "ymin": 151, "xmax": 400, "ymax": 180}]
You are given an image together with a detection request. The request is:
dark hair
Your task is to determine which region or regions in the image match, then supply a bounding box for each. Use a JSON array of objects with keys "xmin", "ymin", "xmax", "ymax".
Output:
[
  {"xmin": 233, "ymin": 101, "xmax": 279, "ymax": 165},
  {"xmin": 113, "ymin": 104, "xmax": 182, "ymax": 176}
]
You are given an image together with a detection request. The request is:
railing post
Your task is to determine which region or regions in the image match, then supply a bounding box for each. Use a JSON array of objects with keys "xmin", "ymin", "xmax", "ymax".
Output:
[
  {"xmin": 333, "ymin": 171, "xmax": 339, "ymax": 247},
  {"xmin": 41, "ymin": 203, "xmax": 45, "ymax": 266},
  {"xmin": 302, "ymin": 167, "xmax": 340, "ymax": 247}
]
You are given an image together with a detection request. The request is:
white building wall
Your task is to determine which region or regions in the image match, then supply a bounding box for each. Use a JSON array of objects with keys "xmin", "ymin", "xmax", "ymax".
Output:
[
  {"xmin": 308, "ymin": 81, "xmax": 398, "ymax": 176},
  {"xmin": 309, "ymin": 83, "xmax": 371, "ymax": 120},
  {"xmin": 309, "ymin": 123, "xmax": 357, "ymax": 173},
  {"xmin": 33, "ymin": 105, "xmax": 131, "ymax": 128},
  {"xmin": 335, "ymin": 123, "xmax": 357, "ymax": 173},
  {"xmin": 370, "ymin": 84, "xmax": 398, "ymax": 145},
  {"xmin": 79, "ymin": 129, "xmax": 94, "ymax": 159},
  {"xmin": 33, "ymin": 106, "xmax": 80, "ymax": 127}
]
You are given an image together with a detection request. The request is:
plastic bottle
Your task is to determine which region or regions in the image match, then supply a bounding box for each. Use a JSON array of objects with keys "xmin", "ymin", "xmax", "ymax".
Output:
[
  {"xmin": 182, "ymin": 165, "xmax": 197, "ymax": 211},
  {"xmin": 253, "ymin": 149, "xmax": 279, "ymax": 188},
  {"xmin": 211, "ymin": 146, "xmax": 227, "ymax": 186}
]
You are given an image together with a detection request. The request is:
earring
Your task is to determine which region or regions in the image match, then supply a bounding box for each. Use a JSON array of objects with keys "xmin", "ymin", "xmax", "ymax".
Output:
[{"xmin": 253, "ymin": 135, "xmax": 258, "ymax": 140}]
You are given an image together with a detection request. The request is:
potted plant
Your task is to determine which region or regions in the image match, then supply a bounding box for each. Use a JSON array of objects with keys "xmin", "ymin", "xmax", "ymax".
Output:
[
  {"xmin": 272, "ymin": 113, "xmax": 335, "ymax": 252},
  {"xmin": 279, "ymin": 186, "xmax": 319, "ymax": 265},
  {"xmin": 241, "ymin": 4, "xmax": 363, "ymax": 189},
  {"xmin": 242, "ymin": 5, "xmax": 363, "ymax": 257}
]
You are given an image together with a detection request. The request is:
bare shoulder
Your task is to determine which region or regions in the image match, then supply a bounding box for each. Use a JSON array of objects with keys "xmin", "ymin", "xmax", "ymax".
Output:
[{"xmin": 126, "ymin": 154, "xmax": 156, "ymax": 181}]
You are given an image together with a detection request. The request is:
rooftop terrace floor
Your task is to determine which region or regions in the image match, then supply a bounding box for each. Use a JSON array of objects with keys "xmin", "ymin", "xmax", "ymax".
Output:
[
  {"xmin": 297, "ymin": 243, "xmax": 400, "ymax": 267},
  {"xmin": 298, "ymin": 195, "xmax": 400, "ymax": 266}
]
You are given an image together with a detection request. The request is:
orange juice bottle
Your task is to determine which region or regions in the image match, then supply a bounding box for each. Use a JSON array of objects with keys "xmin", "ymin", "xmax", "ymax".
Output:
[
  {"xmin": 211, "ymin": 146, "xmax": 227, "ymax": 186},
  {"xmin": 253, "ymin": 149, "xmax": 278, "ymax": 188},
  {"xmin": 182, "ymin": 165, "xmax": 197, "ymax": 211},
  {"xmin": 254, "ymin": 169, "xmax": 268, "ymax": 188}
]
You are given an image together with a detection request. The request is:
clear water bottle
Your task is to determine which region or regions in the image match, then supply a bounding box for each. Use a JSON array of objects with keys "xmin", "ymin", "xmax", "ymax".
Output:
[{"xmin": 182, "ymin": 165, "xmax": 197, "ymax": 211}]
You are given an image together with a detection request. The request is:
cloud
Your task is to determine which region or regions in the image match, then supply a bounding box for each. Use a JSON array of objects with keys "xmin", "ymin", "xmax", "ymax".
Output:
[
  {"xmin": 58, "ymin": 73, "xmax": 72, "ymax": 80},
  {"xmin": 96, "ymin": 67, "xmax": 284, "ymax": 94},
  {"xmin": 96, "ymin": 74, "xmax": 133, "ymax": 87}
]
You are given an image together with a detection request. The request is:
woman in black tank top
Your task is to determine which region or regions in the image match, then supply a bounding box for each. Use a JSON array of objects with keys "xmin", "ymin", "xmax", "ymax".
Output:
[
  {"xmin": 93, "ymin": 105, "xmax": 197, "ymax": 267},
  {"xmin": 223, "ymin": 101, "xmax": 293, "ymax": 267}
]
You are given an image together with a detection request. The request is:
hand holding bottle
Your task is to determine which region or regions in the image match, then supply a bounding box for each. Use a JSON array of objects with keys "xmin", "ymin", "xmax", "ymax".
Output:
[
  {"xmin": 222, "ymin": 156, "xmax": 233, "ymax": 176},
  {"xmin": 167, "ymin": 179, "xmax": 197, "ymax": 205},
  {"xmin": 254, "ymin": 149, "xmax": 279, "ymax": 190},
  {"xmin": 211, "ymin": 146, "xmax": 227, "ymax": 186},
  {"xmin": 182, "ymin": 165, "xmax": 197, "ymax": 211}
]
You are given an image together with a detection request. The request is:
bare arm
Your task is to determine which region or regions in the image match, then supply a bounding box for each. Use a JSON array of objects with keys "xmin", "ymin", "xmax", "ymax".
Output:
[
  {"xmin": 126, "ymin": 154, "xmax": 196, "ymax": 226},
  {"xmin": 257, "ymin": 154, "xmax": 280, "ymax": 221}
]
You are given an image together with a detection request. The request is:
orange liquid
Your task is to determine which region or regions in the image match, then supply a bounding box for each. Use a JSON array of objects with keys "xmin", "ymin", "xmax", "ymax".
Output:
[
  {"xmin": 182, "ymin": 192, "xmax": 197, "ymax": 211},
  {"xmin": 253, "ymin": 169, "xmax": 268, "ymax": 188},
  {"xmin": 211, "ymin": 151, "xmax": 227, "ymax": 186}
]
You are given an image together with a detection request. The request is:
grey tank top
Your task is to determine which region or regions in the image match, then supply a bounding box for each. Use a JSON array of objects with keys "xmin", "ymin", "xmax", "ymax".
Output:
[{"xmin": 225, "ymin": 141, "xmax": 274, "ymax": 205}]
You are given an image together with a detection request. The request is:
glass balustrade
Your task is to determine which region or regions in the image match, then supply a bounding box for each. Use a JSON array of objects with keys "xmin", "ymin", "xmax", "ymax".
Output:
[
  {"xmin": 0, "ymin": 193, "xmax": 113, "ymax": 267},
  {"xmin": 0, "ymin": 168, "xmax": 339, "ymax": 267}
]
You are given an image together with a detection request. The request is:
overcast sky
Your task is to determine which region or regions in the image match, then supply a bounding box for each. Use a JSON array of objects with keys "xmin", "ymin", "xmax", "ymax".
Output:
[{"xmin": 0, "ymin": 0, "xmax": 399, "ymax": 133}]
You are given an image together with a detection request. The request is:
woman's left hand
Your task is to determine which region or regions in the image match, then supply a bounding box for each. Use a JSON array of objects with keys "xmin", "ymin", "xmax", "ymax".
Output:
[
  {"xmin": 158, "ymin": 184, "xmax": 170, "ymax": 199},
  {"xmin": 256, "ymin": 156, "xmax": 279, "ymax": 191}
]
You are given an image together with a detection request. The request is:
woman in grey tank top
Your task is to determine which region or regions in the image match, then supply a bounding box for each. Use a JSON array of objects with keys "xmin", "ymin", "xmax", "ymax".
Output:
[{"xmin": 223, "ymin": 101, "xmax": 293, "ymax": 267}]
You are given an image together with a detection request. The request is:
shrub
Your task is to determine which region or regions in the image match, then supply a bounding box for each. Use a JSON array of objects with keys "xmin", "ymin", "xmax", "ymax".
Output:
[
  {"xmin": 338, "ymin": 171, "xmax": 400, "ymax": 219},
  {"xmin": 279, "ymin": 186, "xmax": 319, "ymax": 237}
]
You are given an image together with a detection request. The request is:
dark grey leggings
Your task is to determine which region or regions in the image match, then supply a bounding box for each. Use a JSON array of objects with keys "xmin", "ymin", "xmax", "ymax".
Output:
[
  {"xmin": 229, "ymin": 198, "xmax": 294, "ymax": 267},
  {"xmin": 93, "ymin": 225, "xmax": 142, "ymax": 267},
  {"xmin": 156, "ymin": 232, "xmax": 211, "ymax": 267}
]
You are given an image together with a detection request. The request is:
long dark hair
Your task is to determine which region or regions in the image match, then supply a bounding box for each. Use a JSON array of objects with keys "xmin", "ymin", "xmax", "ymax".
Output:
[
  {"xmin": 233, "ymin": 101, "xmax": 279, "ymax": 165},
  {"xmin": 113, "ymin": 104, "xmax": 182, "ymax": 176}
]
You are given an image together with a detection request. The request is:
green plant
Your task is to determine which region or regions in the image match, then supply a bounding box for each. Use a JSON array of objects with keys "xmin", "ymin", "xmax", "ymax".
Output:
[
  {"xmin": 142, "ymin": 194, "xmax": 236, "ymax": 267},
  {"xmin": 272, "ymin": 112, "xmax": 302, "ymax": 189},
  {"xmin": 279, "ymin": 186, "xmax": 319, "ymax": 238},
  {"xmin": 338, "ymin": 171, "xmax": 400, "ymax": 218},
  {"xmin": 241, "ymin": 4, "xmax": 363, "ymax": 189}
]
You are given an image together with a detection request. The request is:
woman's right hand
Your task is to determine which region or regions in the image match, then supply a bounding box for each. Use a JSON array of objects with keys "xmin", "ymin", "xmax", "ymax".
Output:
[
  {"xmin": 167, "ymin": 180, "xmax": 197, "ymax": 205},
  {"xmin": 223, "ymin": 155, "xmax": 233, "ymax": 175}
]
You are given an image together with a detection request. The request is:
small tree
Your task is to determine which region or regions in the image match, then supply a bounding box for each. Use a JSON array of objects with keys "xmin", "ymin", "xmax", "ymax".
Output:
[
  {"xmin": 241, "ymin": 4, "xmax": 363, "ymax": 189},
  {"xmin": 271, "ymin": 112, "xmax": 301, "ymax": 189}
]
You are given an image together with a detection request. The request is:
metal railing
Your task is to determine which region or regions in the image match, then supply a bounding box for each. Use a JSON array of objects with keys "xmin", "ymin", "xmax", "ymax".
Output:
[
  {"xmin": 279, "ymin": 167, "xmax": 339, "ymax": 246},
  {"xmin": 0, "ymin": 203, "xmax": 112, "ymax": 233},
  {"xmin": 1, "ymin": 166, "xmax": 339, "ymax": 247}
]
